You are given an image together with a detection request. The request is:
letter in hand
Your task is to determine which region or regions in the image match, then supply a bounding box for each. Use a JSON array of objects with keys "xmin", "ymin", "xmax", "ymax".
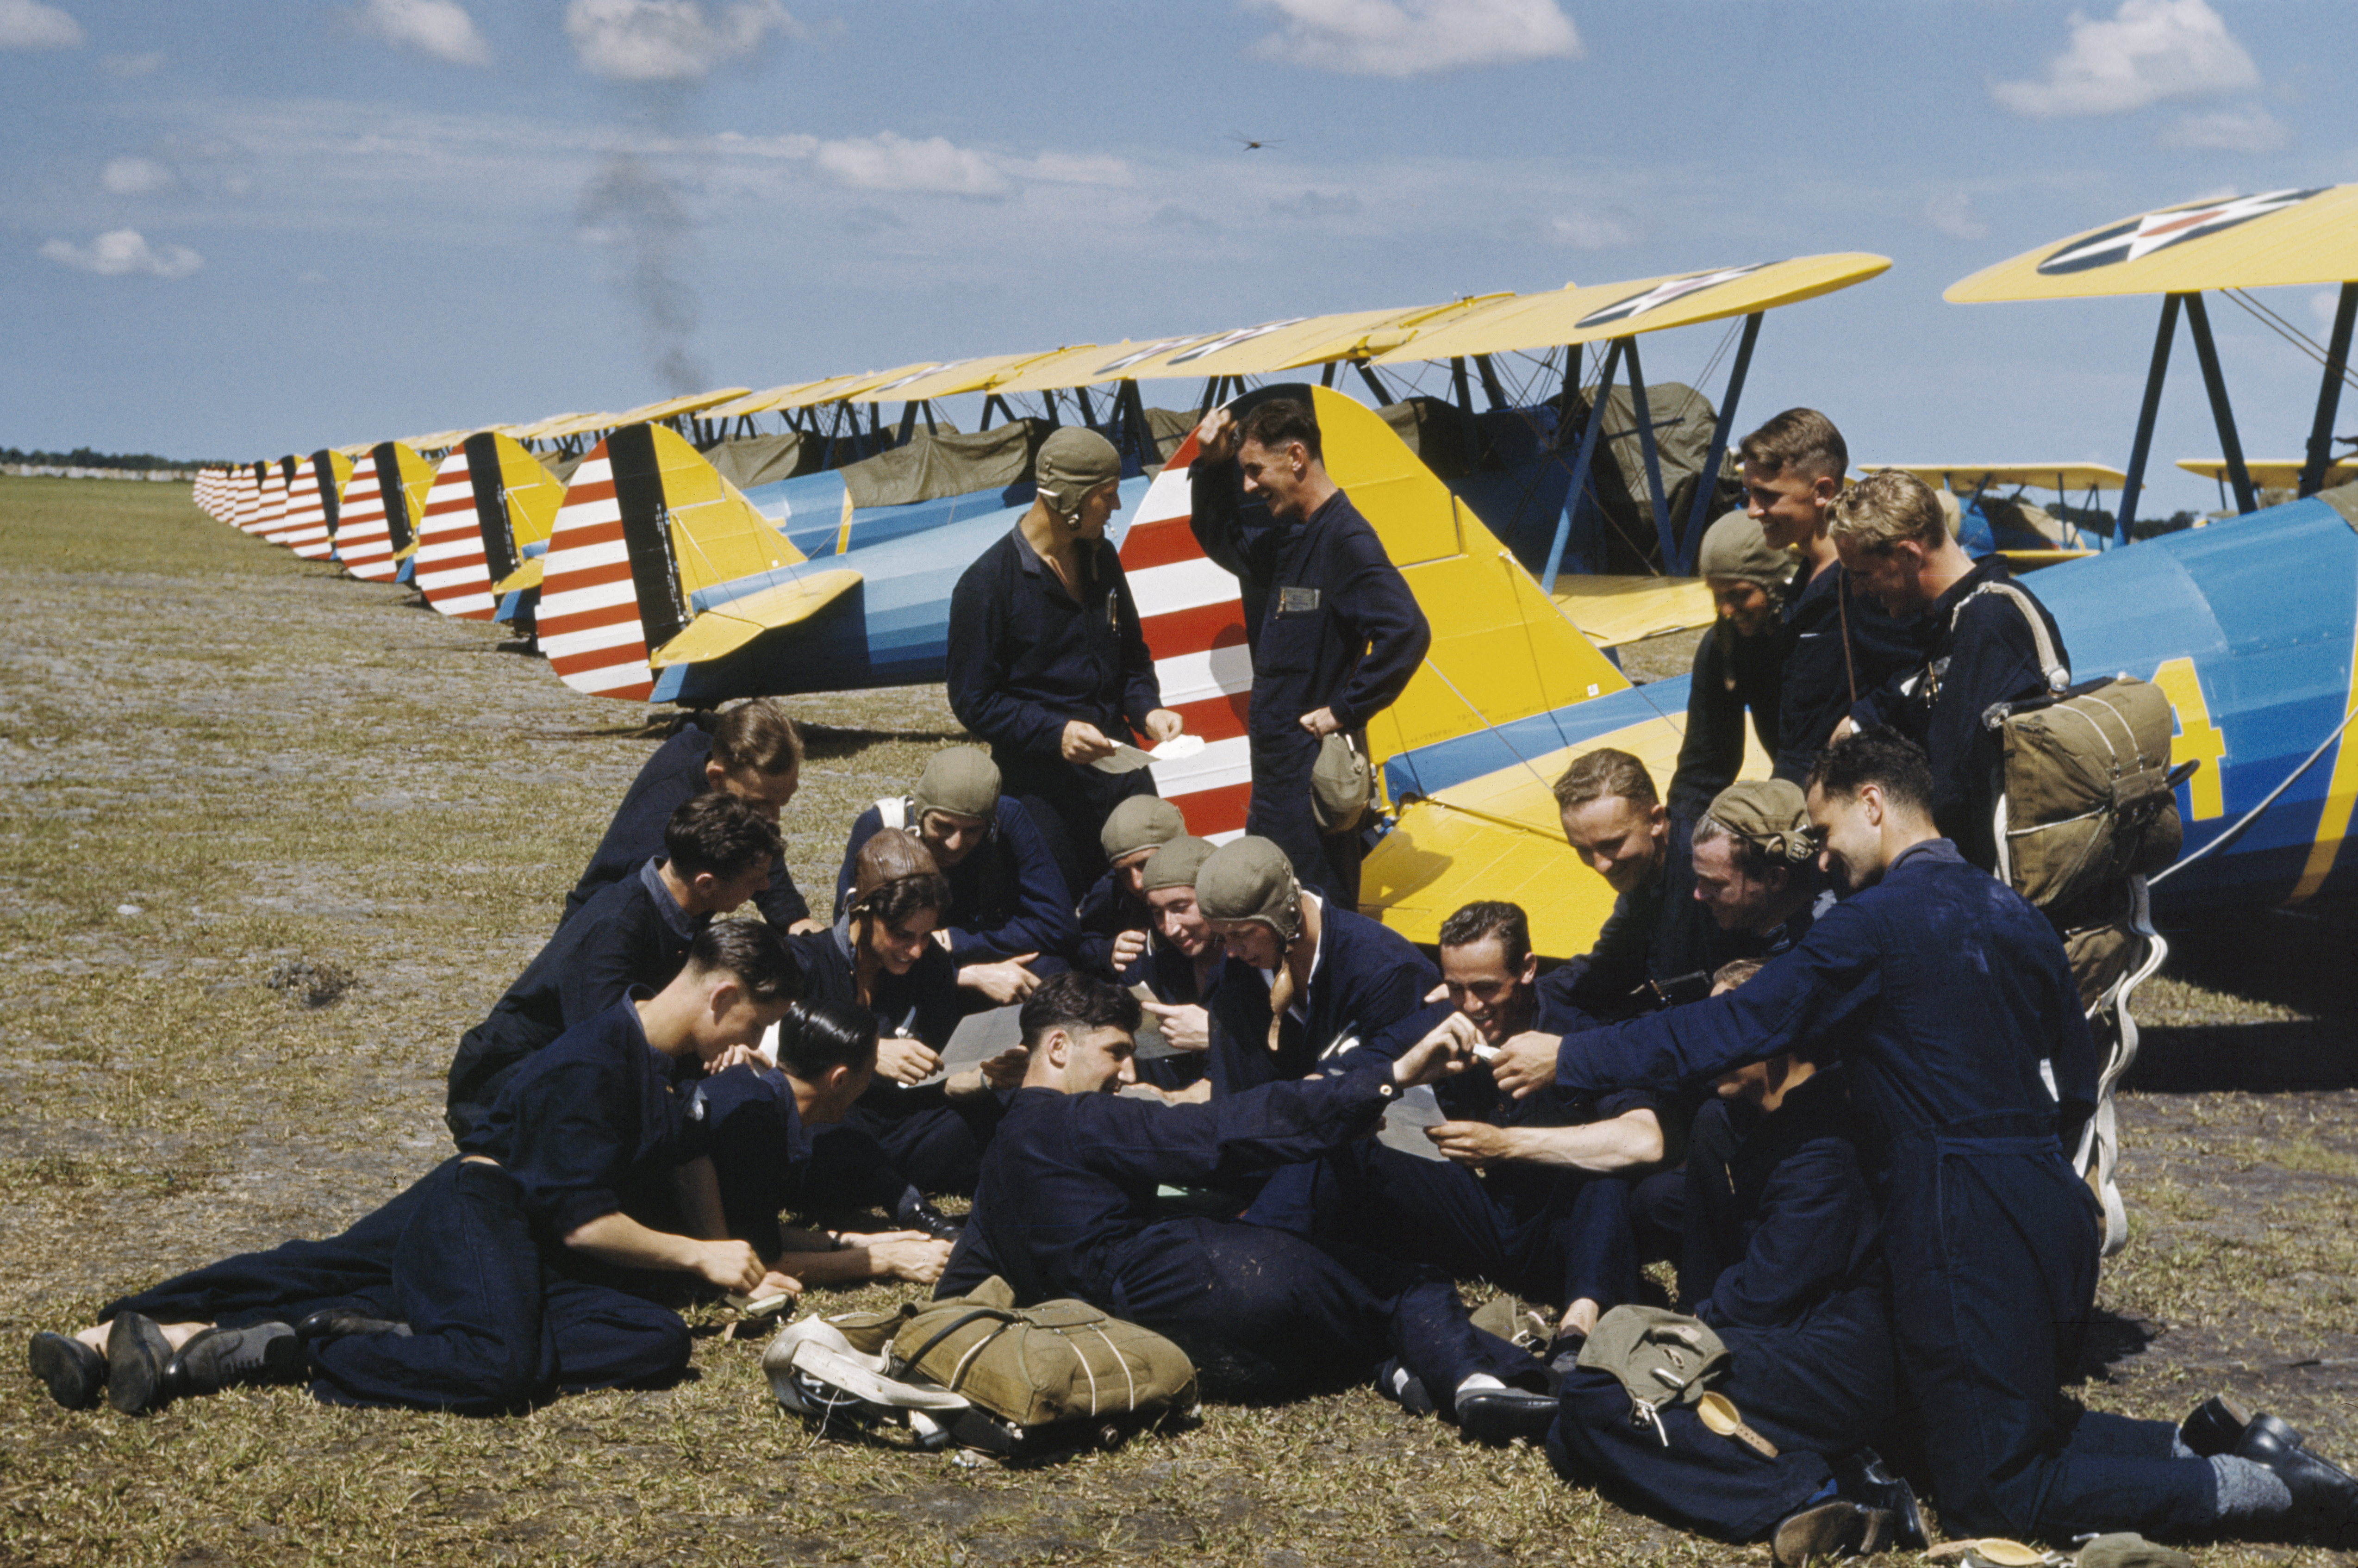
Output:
[
  {"xmin": 1061, "ymin": 720, "xmax": 1117, "ymax": 763},
  {"xmin": 876, "ymin": 1034, "xmax": 942, "ymax": 1086},
  {"xmin": 961, "ymin": 954, "xmax": 1040, "ymax": 1006},
  {"xmin": 1489, "ymin": 1030, "xmax": 1564, "ymax": 1100},
  {"xmin": 1142, "ymin": 1001, "xmax": 1210, "ymax": 1053},
  {"xmin": 1193, "ymin": 407, "xmax": 1240, "ymax": 463}
]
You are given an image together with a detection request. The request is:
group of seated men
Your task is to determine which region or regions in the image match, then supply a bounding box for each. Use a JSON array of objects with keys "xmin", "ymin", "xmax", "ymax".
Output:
[{"xmin": 27, "ymin": 399, "xmax": 2358, "ymax": 1560}]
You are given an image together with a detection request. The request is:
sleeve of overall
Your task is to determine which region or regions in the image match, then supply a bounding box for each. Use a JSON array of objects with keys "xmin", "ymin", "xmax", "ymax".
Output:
[
  {"xmin": 498, "ymin": 1054, "xmax": 630, "ymax": 1236},
  {"xmin": 946, "ymin": 554, "xmax": 1066, "ymax": 759},
  {"xmin": 942, "ymin": 807, "xmax": 1078, "ymax": 965},
  {"xmin": 1553, "ymin": 889, "xmax": 1653, "ymax": 1014},
  {"xmin": 703, "ymin": 1086, "xmax": 787, "ymax": 1253},
  {"xmin": 833, "ymin": 806, "xmax": 883, "ymax": 912},
  {"xmin": 1327, "ymin": 538, "xmax": 1432, "ymax": 730},
  {"xmin": 1188, "ymin": 459, "xmax": 1254, "ymax": 583},
  {"xmin": 1698, "ymin": 1136, "xmax": 1873, "ymax": 1330},
  {"xmin": 753, "ymin": 862, "xmax": 811, "ymax": 928},
  {"xmin": 1556, "ymin": 902, "xmax": 1885, "ymax": 1095},
  {"xmin": 1669, "ymin": 624, "xmax": 1747, "ymax": 821},
  {"xmin": 1335, "ymin": 995, "xmax": 1455, "ymax": 1074},
  {"xmin": 1071, "ymin": 1068, "xmax": 1396, "ymax": 1185},
  {"xmin": 1111, "ymin": 554, "xmax": 1164, "ymax": 734}
]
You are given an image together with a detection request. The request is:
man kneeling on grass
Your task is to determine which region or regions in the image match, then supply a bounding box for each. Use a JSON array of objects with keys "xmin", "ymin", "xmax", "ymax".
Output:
[{"xmin": 27, "ymin": 921, "xmax": 801, "ymax": 1417}]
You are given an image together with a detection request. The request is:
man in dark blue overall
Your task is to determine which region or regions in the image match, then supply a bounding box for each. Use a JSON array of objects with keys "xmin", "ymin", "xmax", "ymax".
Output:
[
  {"xmin": 1734, "ymin": 409, "xmax": 1926, "ymax": 786},
  {"xmin": 834, "ymin": 746, "xmax": 1078, "ymax": 1005},
  {"xmin": 561, "ymin": 697, "xmax": 816, "ymax": 933},
  {"xmin": 935, "ymin": 972, "xmax": 1557, "ymax": 1441},
  {"xmin": 1073, "ymin": 795, "xmax": 1186, "ymax": 981},
  {"xmin": 1548, "ymin": 964, "xmax": 1913, "ymax": 1562},
  {"xmin": 1668, "ymin": 511, "xmax": 1794, "ymax": 821},
  {"xmin": 1124, "ymin": 831, "xmax": 1221, "ymax": 1097},
  {"xmin": 1191, "ymin": 835, "xmax": 1441, "ymax": 1100},
  {"xmin": 1493, "ymin": 729, "xmax": 2358, "ymax": 1546},
  {"xmin": 1540, "ymin": 750, "xmax": 1741, "ymax": 1030},
  {"xmin": 1188, "ymin": 395, "xmax": 1430, "ymax": 906},
  {"xmin": 446, "ymin": 792, "xmax": 782, "ymax": 1139},
  {"xmin": 693, "ymin": 998, "xmax": 954, "ymax": 1289},
  {"xmin": 796, "ymin": 829, "xmax": 1027, "ymax": 1199},
  {"xmin": 29, "ymin": 924, "xmax": 799, "ymax": 1416},
  {"xmin": 1281, "ymin": 901, "xmax": 1659, "ymax": 1358},
  {"xmin": 946, "ymin": 426, "xmax": 1185, "ymax": 901},
  {"xmin": 1834, "ymin": 467, "xmax": 2069, "ymax": 872}
]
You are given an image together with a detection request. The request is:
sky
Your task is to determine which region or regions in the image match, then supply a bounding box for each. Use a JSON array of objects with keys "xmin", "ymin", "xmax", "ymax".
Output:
[{"xmin": 3, "ymin": 0, "xmax": 2354, "ymax": 516}]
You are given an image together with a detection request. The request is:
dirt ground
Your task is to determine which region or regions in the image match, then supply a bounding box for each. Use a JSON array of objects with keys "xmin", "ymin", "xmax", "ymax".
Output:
[{"xmin": 0, "ymin": 474, "xmax": 2351, "ymax": 1567}]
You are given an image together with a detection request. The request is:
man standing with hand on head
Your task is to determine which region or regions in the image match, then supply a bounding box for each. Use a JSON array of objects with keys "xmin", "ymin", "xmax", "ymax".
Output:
[
  {"xmin": 948, "ymin": 427, "xmax": 1185, "ymax": 901},
  {"xmin": 1190, "ymin": 396, "xmax": 1430, "ymax": 905}
]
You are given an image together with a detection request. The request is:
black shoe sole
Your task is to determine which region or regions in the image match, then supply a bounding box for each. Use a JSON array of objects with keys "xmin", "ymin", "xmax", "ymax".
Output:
[
  {"xmin": 27, "ymin": 1333, "xmax": 103, "ymax": 1411},
  {"xmin": 1772, "ymin": 1501, "xmax": 1893, "ymax": 1567},
  {"xmin": 105, "ymin": 1313, "xmax": 173, "ymax": 1416}
]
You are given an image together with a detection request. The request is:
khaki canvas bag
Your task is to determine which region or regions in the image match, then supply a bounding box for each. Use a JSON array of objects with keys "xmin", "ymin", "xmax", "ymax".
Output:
[
  {"xmin": 890, "ymin": 1278, "xmax": 1199, "ymax": 1435},
  {"xmin": 1968, "ymin": 584, "xmax": 2182, "ymax": 909}
]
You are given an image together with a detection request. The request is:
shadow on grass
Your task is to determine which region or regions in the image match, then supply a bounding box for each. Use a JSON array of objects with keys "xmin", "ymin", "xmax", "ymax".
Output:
[{"xmin": 2127, "ymin": 1022, "xmax": 2358, "ymax": 1095}]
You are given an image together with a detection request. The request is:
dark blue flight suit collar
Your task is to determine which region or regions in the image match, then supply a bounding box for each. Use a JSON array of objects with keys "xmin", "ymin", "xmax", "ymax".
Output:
[
  {"xmin": 1009, "ymin": 524, "xmax": 1110, "ymax": 601},
  {"xmin": 637, "ymin": 857, "xmax": 700, "ymax": 944}
]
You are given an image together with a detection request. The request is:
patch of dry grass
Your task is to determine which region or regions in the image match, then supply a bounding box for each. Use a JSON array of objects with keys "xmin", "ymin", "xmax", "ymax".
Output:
[{"xmin": 0, "ymin": 476, "xmax": 2353, "ymax": 1567}]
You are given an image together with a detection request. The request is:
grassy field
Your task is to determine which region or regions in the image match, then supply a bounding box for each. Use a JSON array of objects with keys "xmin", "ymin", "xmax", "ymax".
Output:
[{"xmin": 0, "ymin": 473, "xmax": 2352, "ymax": 1567}]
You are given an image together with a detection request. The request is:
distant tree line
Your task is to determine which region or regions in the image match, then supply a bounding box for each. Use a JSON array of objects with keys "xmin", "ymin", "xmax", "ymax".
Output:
[{"xmin": 1, "ymin": 446, "xmax": 223, "ymax": 471}]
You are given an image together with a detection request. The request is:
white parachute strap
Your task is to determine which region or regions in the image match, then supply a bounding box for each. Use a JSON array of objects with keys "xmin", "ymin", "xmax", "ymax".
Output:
[
  {"xmin": 1960, "ymin": 581, "xmax": 2071, "ymax": 694},
  {"xmin": 876, "ymin": 796, "xmax": 909, "ymax": 831}
]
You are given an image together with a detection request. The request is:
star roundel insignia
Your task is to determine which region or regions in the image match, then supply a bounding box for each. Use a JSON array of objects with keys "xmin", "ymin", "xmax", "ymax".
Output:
[
  {"xmin": 1576, "ymin": 262, "xmax": 1769, "ymax": 329},
  {"xmin": 2036, "ymin": 188, "xmax": 2327, "ymax": 276}
]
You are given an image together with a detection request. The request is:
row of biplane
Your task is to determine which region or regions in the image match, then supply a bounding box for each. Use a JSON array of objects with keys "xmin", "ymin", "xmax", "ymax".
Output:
[{"xmin": 191, "ymin": 186, "xmax": 2358, "ymax": 960}]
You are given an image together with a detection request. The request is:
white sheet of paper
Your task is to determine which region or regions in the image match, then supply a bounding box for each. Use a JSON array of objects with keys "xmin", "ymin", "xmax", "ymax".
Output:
[
  {"xmin": 1089, "ymin": 733, "xmax": 1209, "ymax": 775},
  {"xmin": 1376, "ymin": 1085, "xmax": 1449, "ymax": 1162}
]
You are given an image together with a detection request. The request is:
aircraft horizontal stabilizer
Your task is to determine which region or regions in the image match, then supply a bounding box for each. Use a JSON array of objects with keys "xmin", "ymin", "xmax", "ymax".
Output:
[
  {"xmin": 1364, "ymin": 798, "xmax": 1616, "ymax": 957},
  {"xmin": 492, "ymin": 560, "xmax": 544, "ymax": 595},
  {"xmin": 1550, "ymin": 574, "xmax": 1718, "ymax": 648},
  {"xmin": 646, "ymin": 568, "xmax": 864, "ymax": 668}
]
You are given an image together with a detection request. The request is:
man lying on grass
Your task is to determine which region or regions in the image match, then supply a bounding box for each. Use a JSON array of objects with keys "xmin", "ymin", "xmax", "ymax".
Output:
[{"xmin": 27, "ymin": 921, "xmax": 802, "ymax": 1417}]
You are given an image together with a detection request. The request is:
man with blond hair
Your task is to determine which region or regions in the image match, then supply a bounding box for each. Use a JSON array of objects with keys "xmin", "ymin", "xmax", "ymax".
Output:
[
  {"xmin": 1830, "ymin": 467, "xmax": 2069, "ymax": 871},
  {"xmin": 1539, "ymin": 749, "xmax": 1737, "ymax": 1028}
]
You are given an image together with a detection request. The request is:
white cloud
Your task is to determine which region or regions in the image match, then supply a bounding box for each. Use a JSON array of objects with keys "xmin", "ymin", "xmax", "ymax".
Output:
[
  {"xmin": 359, "ymin": 0, "xmax": 492, "ymax": 66},
  {"xmin": 564, "ymin": 0, "xmax": 798, "ymax": 81},
  {"xmin": 1247, "ymin": 0, "xmax": 1580, "ymax": 78},
  {"xmin": 1549, "ymin": 210, "xmax": 1632, "ymax": 249},
  {"xmin": 101, "ymin": 156, "xmax": 176, "ymax": 195},
  {"xmin": 811, "ymin": 132, "xmax": 1008, "ymax": 196},
  {"xmin": 39, "ymin": 229, "xmax": 203, "ymax": 279},
  {"xmin": 2157, "ymin": 105, "xmax": 2289, "ymax": 152},
  {"xmin": 0, "ymin": 0, "xmax": 82, "ymax": 49},
  {"xmin": 1923, "ymin": 190, "xmax": 1989, "ymax": 240},
  {"xmin": 1012, "ymin": 152, "xmax": 1132, "ymax": 187},
  {"xmin": 101, "ymin": 50, "xmax": 163, "ymax": 76},
  {"xmin": 1991, "ymin": 0, "xmax": 2257, "ymax": 118}
]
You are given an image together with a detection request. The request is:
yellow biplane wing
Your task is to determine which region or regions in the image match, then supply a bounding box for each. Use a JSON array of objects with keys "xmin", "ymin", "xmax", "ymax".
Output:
[
  {"xmin": 1946, "ymin": 185, "xmax": 2358, "ymax": 303},
  {"xmin": 1869, "ymin": 463, "xmax": 2128, "ymax": 493},
  {"xmin": 1372, "ymin": 254, "xmax": 1891, "ymax": 362},
  {"xmin": 2177, "ymin": 457, "xmax": 2358, "ymax": 489}
]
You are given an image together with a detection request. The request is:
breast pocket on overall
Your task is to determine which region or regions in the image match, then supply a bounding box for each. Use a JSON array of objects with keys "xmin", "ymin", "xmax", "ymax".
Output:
[{"xmin": 1257, "ymin": 586, "xmax": 1325, "ymax": 676}]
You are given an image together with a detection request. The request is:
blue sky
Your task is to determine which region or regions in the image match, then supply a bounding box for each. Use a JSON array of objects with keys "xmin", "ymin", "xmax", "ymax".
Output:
[{"xmin": 3, "ymin": 0, "xmax": 2352, "ymax": 516}]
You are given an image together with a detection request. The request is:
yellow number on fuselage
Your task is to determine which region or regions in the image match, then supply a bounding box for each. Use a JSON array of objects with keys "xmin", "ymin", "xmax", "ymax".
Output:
[{"xmin": 2148, "ymin": 657, "xmax": 2224, "ymax": 821}]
